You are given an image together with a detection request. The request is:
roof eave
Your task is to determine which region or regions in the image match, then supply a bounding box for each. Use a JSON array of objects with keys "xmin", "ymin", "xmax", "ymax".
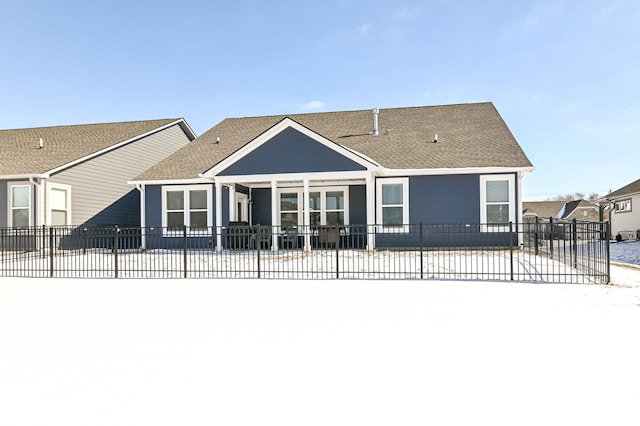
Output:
[
  {"xmin": 379, "ymin": 166, "xmax": 534, "ymax": 177},
  {"xmin": 127, "ymin": 177, "xmax": 214, "ymax": 186},
  {"xmin": 43, "ymin": 119, "xmax": 194, "ymax": 177},
  {"xmin": 0, "ymin": 173, "xmax": 49, "ymax": 180}
]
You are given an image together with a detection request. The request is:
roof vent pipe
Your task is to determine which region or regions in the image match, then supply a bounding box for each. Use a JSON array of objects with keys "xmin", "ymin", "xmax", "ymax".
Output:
[
  {"xmin": 370, "ymin": 108, "xmax": 379, "ymax": 136},
  {"xmin": 39, "ymin": 138, "xmax": 43, "ymax": 149}
]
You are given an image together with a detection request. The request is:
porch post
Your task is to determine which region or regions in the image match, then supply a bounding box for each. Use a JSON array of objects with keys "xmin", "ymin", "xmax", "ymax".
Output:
[
  {"xmin": 215, "ymin": 181, "xmax": 223, "ymax": 252},
  {"xmin": 303, "ymin": 179, "xmax": 311, "ymax": 251},
  {"xmin": 271, "ymin": 180, "xmax": 279, "ymax": 250},
  {"xmin": 229, "ymin": 184, "xmax": 236, "ymax": 222},
  {"xmin": 366, "ymin": 173, "xmax": 375, "ymax": 250},
  {"xmin": 138, "ymin": 184, "xmax": 146, "ymax": 249}
]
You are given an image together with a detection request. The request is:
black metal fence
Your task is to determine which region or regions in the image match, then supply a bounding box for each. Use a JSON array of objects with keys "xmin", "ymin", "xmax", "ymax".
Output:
[{"xmin": 0, "ymin": 220, "xmax": 610, "ymax": 283}]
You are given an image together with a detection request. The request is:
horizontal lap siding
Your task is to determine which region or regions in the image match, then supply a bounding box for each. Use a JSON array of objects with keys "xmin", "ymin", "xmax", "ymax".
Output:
[
  {"xmin": 218, "ymin": 127, "xmax": 367, "ymax": 176},
  {"xmin": 409, "ymin": 174, "xmax": 480, "ymax": 224},
  {"xmin": 251, "ymin": 188, "xmax": 272, "ymax": 226},
  {"xmin": 611, "ymin": 193, "xmax": 640, "ymax": 236},
  {"xmin": 144, "ymin": 183, "xmax": 226, "ymax": 249},
  {"xmin": 349, "ymin": 185, "xmax": 367, "ymax": 225},
  {"xmin": 376, "ymin": 174, "xmax": 516, "ymax": 248},
  {"xmin": 47, "ymin": 125, "xmax": 192, "ymax": 226},
  {"xmin": 0, "ymin": 181, "xmax": 7, "ymax": 226}
]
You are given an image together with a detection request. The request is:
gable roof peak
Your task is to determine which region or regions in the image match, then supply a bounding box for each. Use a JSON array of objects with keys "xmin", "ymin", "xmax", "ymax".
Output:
[{"xmin": 133, "ymin": 102, "xmax": 532, "ymax": 182}]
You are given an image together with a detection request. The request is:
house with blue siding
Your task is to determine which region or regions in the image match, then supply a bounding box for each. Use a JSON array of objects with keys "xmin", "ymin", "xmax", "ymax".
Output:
[
  {"xmin": 130, "ymin": 103, "xmax": 534, "ymax": 250},
  {"xmin": 1, "ymin": 119, "xmax": 195, "ymax": 229}
]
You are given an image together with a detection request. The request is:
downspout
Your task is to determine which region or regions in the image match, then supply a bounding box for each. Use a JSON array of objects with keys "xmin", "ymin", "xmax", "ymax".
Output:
[
  {"xmin": 366, "ymin": 172, "xmax": 376, "ymax": 250},
  {"xmin": 136, "ymin": 183, "xmax": 146, "ymax": 249},
  {"xmin": 517, "ymin": 171, "xmax": 524, "ymax": 246},
  {"xmin": 29, "ymin": 177, "xmax": 45, "ymax": 227}
]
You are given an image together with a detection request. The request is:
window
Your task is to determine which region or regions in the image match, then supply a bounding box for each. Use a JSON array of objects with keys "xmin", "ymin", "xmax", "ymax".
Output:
[
  {"xmin": 480, "ymin": 175, "xmax": 515, "ymax": 231},
  {"xmin": 309, "ymin": 192, "xmax": 322, "ymax": 226},
  {"xmin": 162, "ymin": 186, "xmax": 212, "ymax": 233},
  {"xmin": 9, "ymin": 184, "xmax": 31, "ymax": 228},
  {"xmin": 277, "ymin": 187, "xmax": 348, "ymax": 227},
  {"xmin": 47, "ymin": 184, "xmax": 71, "ymax": 226},
  {"xmin": 280, "ymin": 192, "xmax": 299, "ymax": 227},
  {"xmin": 615, "ymin": 199, "xmax": 631, "ymax": 213},
  {"xmin": 376, "ymin": 178, "xmax": 409, "ymax": 231}
]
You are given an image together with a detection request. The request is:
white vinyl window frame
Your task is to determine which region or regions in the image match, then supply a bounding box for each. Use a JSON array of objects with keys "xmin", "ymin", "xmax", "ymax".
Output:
[
  {"xmin": 479, "ymin": 174, "xmax": 516, "ymax": 232},
  {"xmin": 8, "ymin": 182, "xmax": 32, "ymax": 228},
  {"xmin": 376, "ymin": 177, "xmax": 409, "ymax": 233},
  {"xmin": 276, "ymin": 186, "xmax": 349, "ymax": 228},
  {"xmin": 615, "ymin": 199, "xmax": 631, "ymax": 213},
  {"xmin": 161, "ymin": 185, "xmax": 213, "ymax": 236},
  {"xmin": 46, "ymin": 183, "xmax": 72, "ymax": 226}
]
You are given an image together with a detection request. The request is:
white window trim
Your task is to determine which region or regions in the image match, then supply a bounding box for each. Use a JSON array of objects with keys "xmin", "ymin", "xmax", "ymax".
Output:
[
  {"xmin": 615, "ymin": 199, "xmax": 632, "ymax": 213},
  {"xmin": 376, "ymin": 177, "xmax": 409, "ymax": 233},
  {"xmin": 8, "ymin": 182, "xmax": 32, "ymax": 228},
  {"xmin": 276, "ymin": 186, "xmax": 350, "ymax": 227},
  {"xmin": 162, "ymin": 185, "xmax": 213, "ymax": 236},
  {"xmin": 235, "ymin": 192, "xmax": 249, "ymax": 223},
  {"xmin": 479, "ymin": 174, "xmax": 516, "ymax": 232},
  {"xmin": 46, "ymin": 182, "xmax": 72, "ymax": 226}
]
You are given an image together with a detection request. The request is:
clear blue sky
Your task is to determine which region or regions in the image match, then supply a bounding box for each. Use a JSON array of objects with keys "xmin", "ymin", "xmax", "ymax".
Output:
[{"xmin": 1, "ymin": 0, "xmax": 638, "ymax": 200}]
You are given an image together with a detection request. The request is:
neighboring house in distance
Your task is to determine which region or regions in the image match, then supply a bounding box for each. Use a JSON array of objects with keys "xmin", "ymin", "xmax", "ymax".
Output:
[
  {"xmin": 130, "ymin": 102, "xmax": 534, "ymax": 250},
  {"xmin": 523, "ymin": 199, "xmax": 603, "ymax": 222},
  {"xmin": 1, "ymin": 119, "xmax": 195, "ymax": 228},
  {"xmin": 600, "ymin": 178, "xmax": 640, "ymax": 240},
  {"xmin": 523, "ymin": 201, "xmax": 565, "ymax": 222}
]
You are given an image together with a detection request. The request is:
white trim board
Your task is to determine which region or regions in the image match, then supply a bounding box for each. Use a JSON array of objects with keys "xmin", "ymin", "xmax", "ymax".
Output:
[{"xmin": 200, "ymin": 118, "xmax": 381, "ymax": 178}]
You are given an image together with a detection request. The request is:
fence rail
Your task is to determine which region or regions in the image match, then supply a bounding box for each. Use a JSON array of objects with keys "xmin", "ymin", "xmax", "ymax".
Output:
[{"xmin": 0, "ymin": 220, "xmax": 610, "ymax": 283}]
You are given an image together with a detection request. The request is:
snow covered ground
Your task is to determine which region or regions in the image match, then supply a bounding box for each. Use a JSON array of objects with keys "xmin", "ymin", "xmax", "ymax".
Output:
[
  {"xmin": 610, "ymin": 239, "xmax": 640, "ymax": 266},
  {"xmin": 1, "ymin": 265, "xmax": 639, "ymax": 426}
]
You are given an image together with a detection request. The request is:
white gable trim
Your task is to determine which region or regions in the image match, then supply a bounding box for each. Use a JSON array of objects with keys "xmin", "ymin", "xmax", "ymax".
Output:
[
  {"xmin": 44, "ymin": 119, "xmax": 194, "ymax": 177},
  {"xmin": 200, "ymin": 118, "xmax": 380, "ymax": 178}
]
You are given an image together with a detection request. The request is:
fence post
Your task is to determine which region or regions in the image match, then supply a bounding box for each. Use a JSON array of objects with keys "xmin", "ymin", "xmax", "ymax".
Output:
[
  {"xmin": 572, "ymin": 219, "xmax": 578, "ymax": 269},
  {"xmin": 256, "ymin": 225, "xmax": 261, "ymax": 279},
  {"xmin": 335, "ymin": 231, "xmax": 340, "ymax": 279},
  {"xmin": 113, "ymin": 226, "xmax": 119, "ymax": 278},
  {"xmin": 549, "ymin": 217, "xmax": 554, "ymax": 258},
  {"xmin": 42, "ymin": 224, "xmax": 47, "ymax": 258},
  {"xmin": 534, "ymin": 216, "xmax": 539, "ymax": 256},
  {"xmin": 183, "ymin": 225, "xmax": 188, "ymax": 278},
  {"xmin": 606, "ymin": 221, "xmax": 611, "ymax": 284},
  {"xmin": 420, "ymin": 223, "xmax": 424, "ymax": 279},
  {"xmin": 49, "ymin": 227, "xmax": 54, "ymax": 277},
  {"xmin": 509, "ymin": 222, "xmax": 514, "ymax": 281}
]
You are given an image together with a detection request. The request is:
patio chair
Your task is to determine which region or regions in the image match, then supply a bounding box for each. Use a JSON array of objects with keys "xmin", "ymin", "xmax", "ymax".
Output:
[
  {"xmin": 318, "ymin": 225, "xmax": 340, "ymax": 249},
  {"xmin": 281, "ymin": 227, "xmax": 299, "ymax": 249},
  {"xmin": 249, "ymin": 226, "xmax": 272, "ymax": 249}
]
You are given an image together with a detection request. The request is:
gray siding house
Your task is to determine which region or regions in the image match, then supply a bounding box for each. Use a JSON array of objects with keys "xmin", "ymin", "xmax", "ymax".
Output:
[
  {"xmin": 600, "ymin": 178, "xmax": 640, "ymax": 240},
  {"xmin": 1, "ymin": 119, "xmax": 195, "ymax": 228},
  {"xmin": 523, "ymin": 200, "xmax": 602, "ymax": 222},
  {"xmin": 131, "ymin": 103, "xmax": 534, "ymax": 250}
]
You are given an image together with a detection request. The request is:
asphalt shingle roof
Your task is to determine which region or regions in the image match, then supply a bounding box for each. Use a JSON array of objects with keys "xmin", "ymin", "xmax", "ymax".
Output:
[
  {"xmin": 523, "ymin": 201, "xmax": 565, "ymax": 218},
  {"xmin": 603, "ymin": 178, "xmax": 640, "ymax": 199},
  {"xmin": 0, "ymin": 118, "xmax": 185, "ymax": 176},
  {"xmin": 134, "ymin": 102, "xmax": 533, "ymax": 181}
]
